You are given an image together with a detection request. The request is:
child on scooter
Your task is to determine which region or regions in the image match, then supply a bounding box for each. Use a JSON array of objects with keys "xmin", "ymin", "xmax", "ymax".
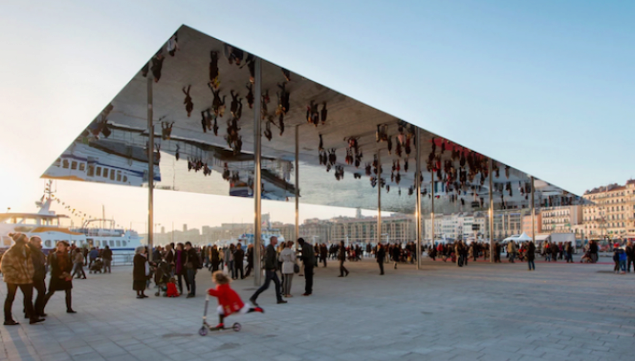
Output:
[{"xmin": 207, "ymin": 271, "xmax": 263, "ymax": 329}]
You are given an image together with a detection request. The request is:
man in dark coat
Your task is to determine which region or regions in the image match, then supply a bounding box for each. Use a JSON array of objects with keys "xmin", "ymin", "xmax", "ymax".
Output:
[
  {"xmin": 233, "ymin": 243, "xmax": 245, "ymax": 279},
  {"xmin": 298, "ymin": 238, "xmax": 316, "ymax": 296},
  {"xmin": 250, "ymin": 237, "xmax": 286, "ymax": 306},
  {"xmin": 102, "ymin": 246, "xmax": 113, "ymax": 273},
  {"xmin": 210, "ymin": 245, "xmax": 221, "ymax": 272},
  {"xmin": 376, "ymin": 243, "xmax": 386, "ymax": 275},
  {"xmin": 320, "ymin": 244, "xmax": 327, "ymax": 267},
  {"xmin": 526, "ymin": 241, "xmax": 536, "ymax": 270},
  {"xmin": 184, "ymin": 242, "xmax": 200, "ymax": 298},
  {"xmin": 28, "ymin": 236, "xmax": 47, "ymax": 318}
]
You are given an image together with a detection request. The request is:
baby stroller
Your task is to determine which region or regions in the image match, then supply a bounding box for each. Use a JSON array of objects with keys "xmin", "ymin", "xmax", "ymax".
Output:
[
  {"xmin": 89, "ymin": 258, "xmax": 104, "ymax": 274},
  {"xmin": 153, "ymin": 260, "xmax": 171, "ymax": 297}
]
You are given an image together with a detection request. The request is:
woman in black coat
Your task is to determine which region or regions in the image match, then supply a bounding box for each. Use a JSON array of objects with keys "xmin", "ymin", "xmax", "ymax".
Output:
[
  {"xmin": 43, "ymin": 241, "xmax": 75, "ymax": 314},
  {"xmin": 133, "ymin": 246, "xmax": 149, "ymax": 299}
]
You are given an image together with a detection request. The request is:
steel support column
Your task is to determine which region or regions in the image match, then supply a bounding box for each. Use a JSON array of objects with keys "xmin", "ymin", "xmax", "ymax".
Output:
[
  {"xmin": 146, "ymin": 67, "xmax": 154, "ymax": 261},
  {"xmin": 488, "ymin": 159, "xmax": 494, "ymax": 262},
  {"xmin": 377, "ymin": 150, "xmax": 381, "ymax": 245},
  {"xmin": 253, "ymin": 58, "xmax": 262, "ymax": 286},
  {"xmin": 415, "ymin": 128, "xmax": 422, "ymax": 269},
  {"xmin": 294, "ymin": 125, "xmax": 300, "ymax": 242},
  {"xmin": 531, "ymin": 176, "xmax": 535, "ymax": 244}
]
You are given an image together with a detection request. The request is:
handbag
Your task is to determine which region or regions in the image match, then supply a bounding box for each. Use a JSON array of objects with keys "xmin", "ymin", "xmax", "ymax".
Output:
[{"xmin": 293, "ymin": 263, "xmax": 300, "ymax": 274}]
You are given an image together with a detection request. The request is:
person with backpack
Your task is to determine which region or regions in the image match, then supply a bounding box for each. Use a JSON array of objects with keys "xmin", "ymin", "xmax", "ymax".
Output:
[{"xmin": 184, "ymin": 242, "xmax": 200, "ymax": 298}]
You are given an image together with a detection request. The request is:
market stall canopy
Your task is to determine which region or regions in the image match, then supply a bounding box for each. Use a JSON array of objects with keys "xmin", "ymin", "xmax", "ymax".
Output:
[{"xmin": 41, "ymin": 25, "xmax": 584, "ymax": 214}]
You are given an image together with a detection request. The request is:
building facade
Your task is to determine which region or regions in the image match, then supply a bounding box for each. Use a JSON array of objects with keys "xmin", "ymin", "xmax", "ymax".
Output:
[{"xmin": 582, "ymin": 180, "xmax": 635, "ymax": 239}]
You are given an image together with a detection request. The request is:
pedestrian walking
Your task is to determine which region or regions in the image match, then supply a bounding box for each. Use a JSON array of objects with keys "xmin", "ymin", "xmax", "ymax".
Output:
[
  {"xmin": 297, "ymin": 238, "xmax": 315, "ymax": 296},
  {"xmin": 250, "ymin": 237, "xmax": 286, "ymax": 306},
  {"xmin": 2, "ymin": 233, "xmax": 44, "ymax": 325},
  {"xmin": 43, "ymin": 241, "xmax": 76, "ymax": 314},
  {"xmin": 28, "ymin": 236, "xmax": 47, "ymax": 319},
  {"xmin": 376, "ymin": 243, "xmax": 386, "ymax": 275},
  {"xmin": 337, "ymin": 240, "xmax": 349, "ymax": 277},
  {"xmin": 71, "ymin": 248, "xmax": 87, "ymax": 279}
]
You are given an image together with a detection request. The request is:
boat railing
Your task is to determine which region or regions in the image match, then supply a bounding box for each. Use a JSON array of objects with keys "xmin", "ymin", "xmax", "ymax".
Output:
[{"xmin": 112, "ymin": 253, "xmax": 134, "ymax": 266}]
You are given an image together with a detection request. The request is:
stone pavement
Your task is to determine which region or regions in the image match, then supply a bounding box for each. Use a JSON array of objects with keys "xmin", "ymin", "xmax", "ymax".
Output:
[{"xmin": 1, "ymin": 256, "xmax": 633, "ymax": 361}]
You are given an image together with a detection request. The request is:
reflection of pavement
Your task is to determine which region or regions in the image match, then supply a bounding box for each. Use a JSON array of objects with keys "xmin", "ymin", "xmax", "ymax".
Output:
[{"xmin": 1, "ymin": 258, "xmax": 633, "ymax": 360}]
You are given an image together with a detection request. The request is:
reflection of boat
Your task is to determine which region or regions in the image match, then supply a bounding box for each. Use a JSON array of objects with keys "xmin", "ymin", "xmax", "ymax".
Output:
[{"xmin": 43, "ymin": 138, "xmax": 160, "ymax": 186}]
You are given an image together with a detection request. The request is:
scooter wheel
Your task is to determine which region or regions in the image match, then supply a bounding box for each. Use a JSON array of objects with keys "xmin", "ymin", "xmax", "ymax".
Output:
[
  {"xmin": 232, "ymin": 323, "xmax": 241, "ymax": 332},
  {"xmin": 198, "ymin": 326, "xmax": 208, "ymax": 336}
]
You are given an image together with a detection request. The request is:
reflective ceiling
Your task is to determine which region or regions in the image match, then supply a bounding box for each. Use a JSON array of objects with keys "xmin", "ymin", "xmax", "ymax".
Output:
[{"xmin": 42, "ymin": 25, "xmax": 583, "ymax": 215}]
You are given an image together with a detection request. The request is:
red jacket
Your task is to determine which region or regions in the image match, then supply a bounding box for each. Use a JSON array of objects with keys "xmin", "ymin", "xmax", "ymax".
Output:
[
  {"xmin": 166, "ymin": 282, "xmax": 179, "ymax": 297},
  {"xmin": 207, "ymin": 284, "xmax": 244, "ymax": 316}
]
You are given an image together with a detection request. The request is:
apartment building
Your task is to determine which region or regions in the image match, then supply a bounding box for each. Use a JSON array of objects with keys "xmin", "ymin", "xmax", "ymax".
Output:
[{"xmin": 582, "ymin": 180, "xmax": 635, "ymax": 239}]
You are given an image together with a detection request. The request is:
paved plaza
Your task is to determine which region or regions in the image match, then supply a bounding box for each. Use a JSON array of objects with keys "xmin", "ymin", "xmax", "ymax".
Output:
[{"xmin": 1, "ymin": 256, "xmax": 633, "ymax": 361}]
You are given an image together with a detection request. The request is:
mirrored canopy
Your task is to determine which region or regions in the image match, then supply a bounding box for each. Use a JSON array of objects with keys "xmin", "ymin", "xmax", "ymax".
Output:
[{"xmin": 42, "ymin": 25, "xmax": 583, "ymax": 214}]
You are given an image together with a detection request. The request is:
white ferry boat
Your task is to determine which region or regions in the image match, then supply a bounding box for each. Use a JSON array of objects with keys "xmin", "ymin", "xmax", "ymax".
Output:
[{"xmin": 1, "ymin": 190, "xmax": 141, "ymax": 254}]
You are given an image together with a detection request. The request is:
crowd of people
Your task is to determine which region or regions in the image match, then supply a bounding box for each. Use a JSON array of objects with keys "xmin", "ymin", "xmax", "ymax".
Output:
[{"xmin": 1, "ymin": 233, "xmax": 76, "ymax": 326}]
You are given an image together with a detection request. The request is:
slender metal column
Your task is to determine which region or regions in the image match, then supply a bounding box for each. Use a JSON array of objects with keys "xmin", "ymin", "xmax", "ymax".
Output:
[
  {"xmin": 531, "ymin": 176, "xmax": 535, "ymax": 243},
  {"xmin": 146, "ymin": 66, "xmax": 154, "ymax": 261},
  {"xmin": 431, "ymin": 173, "xmax": 435, "ymax": 248},
  {"xmin": 253, "ymin": 58, "xmax": 262, "ymax": 286},
  {"xmin": 415, "ymin": 129, "xmax": 422, "ymax": 269},
  {"xmin": 377, "ymin": 150, "xmax": 381, "ymax": 245},
  {"xmin": 294, "ymin": 125, "xmax": 300, "ymax": 242},
  {"xmin": 489, "ymin": 158, "xmax": 494, "ymax": 262}
]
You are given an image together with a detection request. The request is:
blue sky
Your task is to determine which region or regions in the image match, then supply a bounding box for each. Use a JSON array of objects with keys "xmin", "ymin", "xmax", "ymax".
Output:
[{"xmin": 0, "ymin": 0, "xmax": 633, "ymax": 230}]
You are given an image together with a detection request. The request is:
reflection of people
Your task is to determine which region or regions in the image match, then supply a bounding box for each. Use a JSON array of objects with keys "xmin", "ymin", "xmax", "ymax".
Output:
[
  {"xmin": 2, "ymin": 233, "xmax": 44, "ymax": 325},
  {"xmin": 43, "ymin": 241, "xmax": 76, "ymax": 314},
  {"xmin": 167, "ymin": 32, "xmax": 179, "ymax": 56},
  {"xmin": 151, "ymin": 53, "xmax": 165, "ymax": 83}
]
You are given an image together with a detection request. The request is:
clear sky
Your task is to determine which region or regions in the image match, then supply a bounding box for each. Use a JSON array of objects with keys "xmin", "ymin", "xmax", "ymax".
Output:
[{"xmin": 0, "ymin": 0, "xmax": 633, "ymax": 231}]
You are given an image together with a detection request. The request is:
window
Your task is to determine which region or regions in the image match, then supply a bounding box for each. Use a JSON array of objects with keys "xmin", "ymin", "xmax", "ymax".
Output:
[
  {"xmin": 110, "ymin": 240, "xmax": 114, "ymax": 246},
  {"xmin": 71, "ymin": 161, "xmax": 77, "ymax": 170},
  {"xmin": 116, "ymin": 170, "xmax": 122, "ymax": 182},
  {"xmin": 96, "ymin": 167, "xmax": 102, "ymax": 176},
  {"xmin": 79, "ymin": 163, "xmax": 85, "ymax": 172},
  {"xmin": 95, "ymin": 240, "xmax": 100, "ymax": 247},
  {"xmin": 45, "ymin": 240, "xmax": 52, "ymax": 248},
  {"xmin": 63, "ymin": 159, "xmax": 69, "ymax": 169},
  {"xmin": 122, "ymin": 241, "xmax": 127, "ymax": 247},
  {"xmin": 54, "ymin": 158, "xmax": 61, "ymax": 167},
  {"xmin": 110, "ymin": 170, "xmax": 115, "ymax": 181},
  {"xmin": 87, "ymin": 165, "xmax": 94, "ymax": 176},
  {"xmin": 116, "ymin": 240, "xmax": 121, "ymax": 247},
  {"xmin": 123, "ymin": 175, "xmax": 128, "ymax": 183},
  {"xmin": 103, "ymin": 168, "xmax": 108, "ymax": 178}
]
